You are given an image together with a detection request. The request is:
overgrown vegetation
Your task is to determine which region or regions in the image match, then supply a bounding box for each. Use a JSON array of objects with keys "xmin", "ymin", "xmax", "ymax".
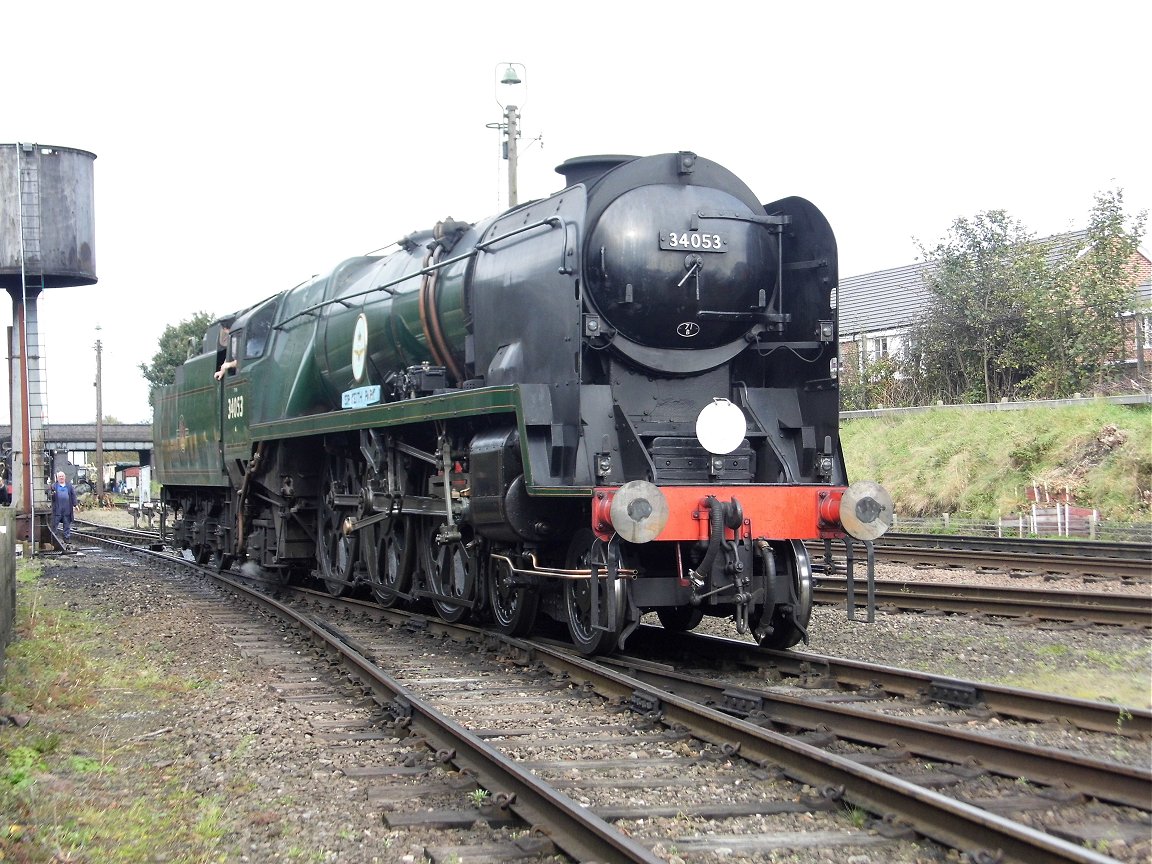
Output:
[
  {"xmin": 0, "ymin": 562, "xmax": 227, "ymax": 862},
  {"xmin": 839, "ymin": 188, "xmax": 1148, "ymax": 409},
  {"xmin": 841, "ymin": 403, "xmax": 1152, "ymax": 521},
  {"xmin": 999, "ymin": 650, "xmax": 1150, "ymax": 709}
]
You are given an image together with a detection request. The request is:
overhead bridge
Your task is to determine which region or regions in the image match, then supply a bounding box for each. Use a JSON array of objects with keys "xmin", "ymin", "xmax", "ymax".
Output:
[{"xmin": 0, "ymin": 423, "xmax": 153, "ymax": 462}]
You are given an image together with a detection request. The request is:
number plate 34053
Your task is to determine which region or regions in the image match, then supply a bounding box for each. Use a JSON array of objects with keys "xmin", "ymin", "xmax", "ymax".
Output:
[{"xmin": 659, "ymin": 232, "xmax": 726, "ymax": 252}]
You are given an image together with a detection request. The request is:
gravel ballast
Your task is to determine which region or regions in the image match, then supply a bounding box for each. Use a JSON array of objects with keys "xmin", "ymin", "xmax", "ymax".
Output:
[{"xmin": 1, "ymin": 527, "xmax": 1148, "ymax": 863}]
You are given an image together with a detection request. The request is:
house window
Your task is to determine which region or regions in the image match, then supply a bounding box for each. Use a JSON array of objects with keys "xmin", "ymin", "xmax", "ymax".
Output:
[{"xmin": 870, "ymin": 336, "xmax": 890, "ymax": 362}]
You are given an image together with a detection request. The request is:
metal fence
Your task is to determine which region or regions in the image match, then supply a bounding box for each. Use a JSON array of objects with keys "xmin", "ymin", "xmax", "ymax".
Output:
[{"xmin": 891, "ymin": 512, "xmax": 1152, "ymax": 544}]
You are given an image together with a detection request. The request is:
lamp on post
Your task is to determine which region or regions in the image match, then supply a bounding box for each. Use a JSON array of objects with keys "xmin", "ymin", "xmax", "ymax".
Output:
[{"xmin": 492, "ymin": 62, "xmax": 526, "ymax": 207}]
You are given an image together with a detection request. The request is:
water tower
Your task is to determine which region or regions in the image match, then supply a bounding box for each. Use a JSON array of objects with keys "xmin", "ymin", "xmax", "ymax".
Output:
[{"xmin": 0, "ymin": 143, "xmax": 97, "ymax": 548}]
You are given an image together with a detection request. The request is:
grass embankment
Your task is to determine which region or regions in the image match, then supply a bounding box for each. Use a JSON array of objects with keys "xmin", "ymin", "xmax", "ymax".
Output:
[
  {"xmin": 0, "ymin": 562, "xmax": 225, "ymax": 863},
  {"xmin": 841, "ymin": 403, "xmax": 1152, "ymax": 522}
]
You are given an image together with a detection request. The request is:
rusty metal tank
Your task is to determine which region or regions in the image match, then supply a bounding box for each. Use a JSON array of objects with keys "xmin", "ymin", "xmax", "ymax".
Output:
[{"xmin": 0, "ymin": 143, "xmax": 97, "ymax": 288}]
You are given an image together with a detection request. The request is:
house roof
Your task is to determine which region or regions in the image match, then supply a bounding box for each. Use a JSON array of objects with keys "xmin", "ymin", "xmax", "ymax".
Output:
[
  {"xmin": 837, "ymin": 261, "xmax": 931, "ymax": 336},
  {"xmin": 837, "ymin": 230, "xmax": 1151, "ymax": 337}
]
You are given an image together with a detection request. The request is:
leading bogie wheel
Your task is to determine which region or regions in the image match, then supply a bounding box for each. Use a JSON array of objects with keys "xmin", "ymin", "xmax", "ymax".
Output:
[
  {"xmin": 319, "ymin": 521, "xmax": 356, "ymax": 597},
  {"xmin": 655, "ymin": 605, "xmax": 704, "ymax": 632},
  {"xmin": 564, "ymin": 528, "xmax": 625, "ymax": 656},
  {"xmin": 753, "ymin": 539, "xmax": 813, "ymax": 650},
  {"xmin": 212, "ymin": 547, "xmax": 234, "ymax": 573}
]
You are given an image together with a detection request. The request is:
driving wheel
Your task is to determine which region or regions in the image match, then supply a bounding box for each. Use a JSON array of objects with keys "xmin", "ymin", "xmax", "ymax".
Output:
[
  {"xmin": 317, "ymin": 461, "xmax": 357, "ymax": 596},
  {"xmin": 369, "ymin": 518, "xmax": 414, "ymax": 607},
  {"xmin": 422, "ymin": 523, "xmax": 475, "ymax": 623},
  {"xmin": 488, "ymin": 553, "xmax": 538, "ymax": 636}
]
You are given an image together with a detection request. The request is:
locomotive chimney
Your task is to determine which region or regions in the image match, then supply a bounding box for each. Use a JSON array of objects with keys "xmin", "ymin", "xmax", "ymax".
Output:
[{"xmin": 555, "ymin": 155, "xmax": 636, "ymax": 189}]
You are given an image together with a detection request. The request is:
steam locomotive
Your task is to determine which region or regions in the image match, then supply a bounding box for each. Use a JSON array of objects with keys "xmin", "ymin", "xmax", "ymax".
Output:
[{"xmin": 154, "ymin": 151, "xmax": 891, "ymax": 654}]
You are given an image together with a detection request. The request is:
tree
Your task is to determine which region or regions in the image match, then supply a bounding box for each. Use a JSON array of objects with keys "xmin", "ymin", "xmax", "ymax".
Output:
[
  {"xmin": 907, "ymin": 190, "xmax": 1146, "ymax": 405},
  {"xmin": 1019, "ymin": 188, "xmax": 1147, "ymax": 398},
  {"xmin": 140, "ymin": 312, "xmax": 215, "ymax": 411},
  {"xmin": 912, "ymin": 211, "xmax": 1047, "ymax": 403}
]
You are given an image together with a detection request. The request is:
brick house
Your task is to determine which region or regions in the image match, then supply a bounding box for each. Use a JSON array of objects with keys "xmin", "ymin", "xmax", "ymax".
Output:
[{"xmin": 836, "ymin": 232, "xmax": 1152, "ymax": 389}]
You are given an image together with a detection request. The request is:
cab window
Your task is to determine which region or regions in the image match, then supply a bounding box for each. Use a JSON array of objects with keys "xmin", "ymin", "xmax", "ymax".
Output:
[{"xmin": 244, "ymin": 300, "xmax": 278, "ymax": 360}]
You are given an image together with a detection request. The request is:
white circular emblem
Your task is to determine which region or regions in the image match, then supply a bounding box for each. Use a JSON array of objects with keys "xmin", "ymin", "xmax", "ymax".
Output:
[
  {"xmin": 677, "ymin": 321, "xmax": 701, "ymax": 338},
  {"xmin": 351, "ymin": 314, "xmax": 369, "ymax": 382},
  {"xmin": 695, "ymin": 397, "xmax": 746, "ymax": 455}
]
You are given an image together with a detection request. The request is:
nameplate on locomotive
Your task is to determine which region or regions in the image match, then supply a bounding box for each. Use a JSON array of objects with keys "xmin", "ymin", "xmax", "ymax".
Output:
[{"xmin": 341, "ymin": 385, "xmax": 382, "ymax": 409}]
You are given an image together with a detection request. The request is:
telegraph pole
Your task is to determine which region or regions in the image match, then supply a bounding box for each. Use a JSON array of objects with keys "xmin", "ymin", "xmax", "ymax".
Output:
[
  {"xmin": 94, "ymin": 327, "xmax": 104, "ymax": 496},
  {"xmin": 505, "ymin": 102, "xmax": 519, "ymax": 207}
]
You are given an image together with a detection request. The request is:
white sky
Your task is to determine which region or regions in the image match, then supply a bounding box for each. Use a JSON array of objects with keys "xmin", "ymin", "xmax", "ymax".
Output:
[{"xmin": 4, "ymin": 0, "xmax": 1148, "ymax": 425}]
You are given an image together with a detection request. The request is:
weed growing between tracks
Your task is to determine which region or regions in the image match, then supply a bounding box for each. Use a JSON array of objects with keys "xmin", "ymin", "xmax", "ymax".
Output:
[
  {"xmin": 0, "ymin": 560, "xmax": 227, "ymax": 863},
  {"xmin": 877, "ymin": 625, "xmax": 1151, "ymax": 709},
  {"xmin": 999, "ymin": 645, "xmax": 1151, "ymax": 708}
]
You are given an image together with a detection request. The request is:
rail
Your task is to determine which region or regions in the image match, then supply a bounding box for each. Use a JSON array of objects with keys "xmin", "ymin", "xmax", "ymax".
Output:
[
  {"xmin": 813, "ymin": 577, "xmax": 1152, "ymax": 627},
  {"xmin": 815, "ymin": 532, "xmax": 1152, "ymax": 581}
]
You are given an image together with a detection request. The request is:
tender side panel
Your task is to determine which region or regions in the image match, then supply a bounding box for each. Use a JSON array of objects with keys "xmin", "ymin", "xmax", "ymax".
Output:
[{"xmin": 154, "ymin": 353, "xmax": 228, "ymax": 488}]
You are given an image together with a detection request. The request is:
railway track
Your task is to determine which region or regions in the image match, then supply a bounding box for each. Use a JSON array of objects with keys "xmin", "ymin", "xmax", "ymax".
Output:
[
  {"xmin": 607, "ymin": 628, "xmax": 1150, "ymax": 804},
  {"xmin": 70, "ymin": 531, "xmax": 1148, "ymax": 863},
  {"xmin": 853, "ymin": 533, "xmax": 1152, "ymax": 582},
  {"xmin": 73, "ymin": 518, "xmax": 164, "ymax": 548},
  {"xmin": 249, "ymin": 586, "xmax": 1152, "ymax": 863},
  {"xmin": 81, "ymin": 517, "xmax": 1152, "ymax": 581},
  {"xmin": 74, "ymin": 520, "xmax": 1152, "ymax": 629},
  {"xmin": 815, "ymin": 577, "xmax": 1152, "ymax": 627},
  {"xmin": 619, "ymin": 628, "xmax": 1151, "ymax": 738}
]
